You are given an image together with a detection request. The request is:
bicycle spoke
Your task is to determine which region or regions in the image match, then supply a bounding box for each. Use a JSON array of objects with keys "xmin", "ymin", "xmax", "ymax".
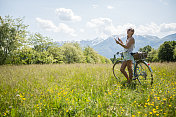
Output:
[{"xmin": 135, "ymin": 61, "xmax": 153, "ymax": 85}]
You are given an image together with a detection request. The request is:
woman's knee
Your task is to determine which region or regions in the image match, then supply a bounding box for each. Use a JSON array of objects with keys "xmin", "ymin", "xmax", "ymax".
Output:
[
  {"xmin": 120, "ymin": 61, "xmax": 127, "ymax": 73},
  {"xmin": 127, "ymin": 61, "xmax": 132, "ymax": 70}
]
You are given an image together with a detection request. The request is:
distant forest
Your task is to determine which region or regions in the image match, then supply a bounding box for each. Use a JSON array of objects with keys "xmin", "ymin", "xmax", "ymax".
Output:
[
  {"xmin": 0, "ymin": 16, "xmax": 176, "ymax": 65},
  {"xmin": 0, "ymin": 16, "xmax": 111, "ymax": 65},
  {"xmin": 138, "ymin": 41, "xmax": 176, "ymax": 62}
]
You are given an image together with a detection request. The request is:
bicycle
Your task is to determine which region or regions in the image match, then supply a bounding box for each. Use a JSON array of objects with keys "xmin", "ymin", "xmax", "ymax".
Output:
[{"xmin": 112, "ymin": 51, "xmax": 153, "ymax": 86}]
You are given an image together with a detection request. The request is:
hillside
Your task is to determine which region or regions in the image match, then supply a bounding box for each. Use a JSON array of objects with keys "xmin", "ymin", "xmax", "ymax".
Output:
[{"xmin": 56, "ymin": 33, "xmax": 176, "ymax": 58}]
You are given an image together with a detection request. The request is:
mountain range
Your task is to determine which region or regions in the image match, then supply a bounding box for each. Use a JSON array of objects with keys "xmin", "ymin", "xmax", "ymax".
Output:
[{"xmin": 56, "ymin": 33, "xmax": 176, "ymax": 58}]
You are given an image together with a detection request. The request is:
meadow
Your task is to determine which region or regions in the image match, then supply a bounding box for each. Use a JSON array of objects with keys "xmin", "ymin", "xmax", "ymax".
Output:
[{"xmin": 0, "ymin": 63, "xmax": 175, "ymax": 117}]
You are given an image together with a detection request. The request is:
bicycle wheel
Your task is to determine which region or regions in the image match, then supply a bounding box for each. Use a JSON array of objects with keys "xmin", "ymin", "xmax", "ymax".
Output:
[
  {"xmin": 113, "ymin": 60, "xmax": 126, "ymax": 81},
  {"xmin": 134, "ymin": 60, "xmax": 153, "ymax": 85}
]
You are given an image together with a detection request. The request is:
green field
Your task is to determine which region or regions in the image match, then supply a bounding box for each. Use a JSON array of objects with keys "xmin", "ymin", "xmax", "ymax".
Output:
[{"xmin": 0, "ymin": 63, "xmax": 175, "ymax": 117}]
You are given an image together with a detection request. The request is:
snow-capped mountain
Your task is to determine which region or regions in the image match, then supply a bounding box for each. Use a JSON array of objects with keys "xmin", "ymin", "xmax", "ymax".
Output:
[
  {"xmin": 55, "ymin": 33, "xmax": 176, "ymax": 58},
  {"xmin": 55, "ymin": 37, "xmax": 104, "ymax": 47}
]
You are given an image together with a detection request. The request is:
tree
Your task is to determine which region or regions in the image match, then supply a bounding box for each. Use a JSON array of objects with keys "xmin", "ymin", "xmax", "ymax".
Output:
[
  {"xmin": 147, "ymin": 49, "xmax": 159, "ymax": 62},
  {"xmin": 28, "ymin": 33, "xmax": 53, "ymax": 52},
  {"xmin": 47, "ymin": 45, "xmax": 64, "ymax": 63},
  {"xmin": 0, "ymin": 16, "xmax": 112, "ymax": 65},
  {"xmin": 0, "ymin": 16, "xmax": 28, "ymax": 64},
  {"xmin": 105, "ymin": 57, "xmax": 112, "ymax": 64},
  {"xmin": 174, "ymin": 47, "xmax": 176, "ymax": 61},
  {"xmin": 6, "ymin": 46, "xmax": 36, "ymax": 64},
  {"xmin": 26, "ymin": 33, "xmax": 56, "ymax": 64},
  {"xmin": 61, "ymin": 43, "xmax": 85, "ymax": 63},
  {"xmin": 83, "ymin": 46, "xmax": 100, "ymax": 63},
  {"xmin": 139, "ymin": 45, "xmax": 152, "ymax": 53},
  {"xmin": 99, "ymin": 55, "xmax": 112, "ymax": 64},
  {"xmin": 158, "ymin": 41, "xmax": 175, "ymax": 62}
]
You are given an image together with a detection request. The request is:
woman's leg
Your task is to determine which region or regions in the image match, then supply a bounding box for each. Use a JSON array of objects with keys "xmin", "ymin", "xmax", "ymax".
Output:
[
  {"xmin": 120, "ymin": 61, "xmax": 129, "ymax": 81},
  {"xmin": 127, "ymin": 60, "xmax": 133, "ymax": 82}
]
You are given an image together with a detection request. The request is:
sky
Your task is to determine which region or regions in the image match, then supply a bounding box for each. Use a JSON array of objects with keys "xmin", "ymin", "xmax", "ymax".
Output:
[{"xmin": 0, "ymin": 0, "xmax": 176, "ymax": 41}]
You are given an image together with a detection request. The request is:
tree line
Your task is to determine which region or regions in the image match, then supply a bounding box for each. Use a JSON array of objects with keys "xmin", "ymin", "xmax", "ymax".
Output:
[
  {"xmin": 0, "ymin": 16, "xmax": 111, "ymax": 65},
  {"xmin": 1, "ymin": 16, "xmax": 175, "ymax": 65},
  {"xmin": 138, "ymin": 41, "xmax": 176, "ymax": 62},
  {"xmin": 111, "ymin": 41, "xmax": 176, "ymax": 63}
]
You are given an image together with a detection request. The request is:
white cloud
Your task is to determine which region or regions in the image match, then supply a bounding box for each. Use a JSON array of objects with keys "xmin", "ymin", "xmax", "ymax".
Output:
[
  {"xmin": 159, "ymin": 0, "xmax": 168, "ymax": 5},
  {"xmin": 135, "ymin": 23, "xmax": 176, "ymax": 37},
  {"xmin": 136, "ymin": 23, "xmax": 160, "ymax": 35},
  {"xmin": 160, "ymin": 23, "xmax": 176, "ymax": 32},
  {"xmin": 116, "ymin": 23, "xmax": 176, "ymax": 37},
  {"xmin": 107, "ymin": 5, "xmax": 114, "ymax": 9},
  {"xmin": 92, "ymin": 4, "xmax": 98, "ymax": 8},
  {"xmin": 36, "ymin": 17, "xmax": 176, "ymax": 39},
  {"xmin": 87, "ymin": 17, "xmax": 117, "ymax": 38},
  {"xmin": 36, "ymin": 17, "xmax": 77, "ymax": 37},
  {"xmin": 58, "ymin": 23, "xmax": 77, "ymax": 36},
  {"xmin": 80, "ymin": 29, "xmax": 85, "ymax": 33},
  {"xmin": 87, "ymin": 17, "xmax": 176, "ymax": 38},
  {"xmin": 116, "ymin": 23, "xmax": 136, "ymax": 35},
  {"xmin": 55, "ymin": 8, "xmax": 82, "ymax": 22},
  {"xmin": 36, "ymin": 17, "xmax": 57, "ymax": 31}
]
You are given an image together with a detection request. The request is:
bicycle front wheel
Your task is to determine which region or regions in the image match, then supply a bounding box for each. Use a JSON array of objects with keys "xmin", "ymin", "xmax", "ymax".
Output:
[
  {"xmin": 135, "ymin": 60, "xmax": 153, "ymax": 86},
  {"xmin": 113, "ymin": 60, "xmax": 126, "ymax": 81}
]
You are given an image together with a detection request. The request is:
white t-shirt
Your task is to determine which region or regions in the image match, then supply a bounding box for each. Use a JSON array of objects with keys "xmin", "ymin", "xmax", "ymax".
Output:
[{"xmin": 124, "ymin": 38, "xmax": 135, "ymax": 53}]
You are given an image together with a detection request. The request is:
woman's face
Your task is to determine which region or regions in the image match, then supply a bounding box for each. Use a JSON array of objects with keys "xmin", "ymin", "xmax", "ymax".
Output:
[{"xmin": 127, "ymin": 29, "xmax": 133, "ymax": 35}]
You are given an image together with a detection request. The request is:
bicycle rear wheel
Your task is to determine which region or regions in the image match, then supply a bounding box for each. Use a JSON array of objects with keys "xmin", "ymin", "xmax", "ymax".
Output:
[
  {"xmin": 113, "ymin": 60, "xmax": 126, "ymax": 81},
  {"xmin": 135, "ymin": 60, "xmax": 153, "ymax": 85}
]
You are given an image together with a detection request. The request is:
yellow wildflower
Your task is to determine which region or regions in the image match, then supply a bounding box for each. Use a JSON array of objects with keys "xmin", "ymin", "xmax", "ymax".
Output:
[
  {"xmin": 156, "ymin": 106, "xmax": 158, "ymax": 109},
  {"xmin": 153, "ymin": 109, "xmax": 157, "ymax": 113},
  {"xmin": 157, "ymin": 97, "xmax": 160, "ymax": 100}
]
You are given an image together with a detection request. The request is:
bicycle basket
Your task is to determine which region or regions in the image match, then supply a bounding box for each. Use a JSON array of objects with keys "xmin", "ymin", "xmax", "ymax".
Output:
[{"xmin": 132, "ymin": 52, "xmax": 147, "ymax": 60}]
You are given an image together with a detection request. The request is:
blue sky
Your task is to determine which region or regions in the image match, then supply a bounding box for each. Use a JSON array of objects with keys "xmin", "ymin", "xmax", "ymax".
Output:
[{"xmin": 0, "ymin": 0, "xmax": 176, "ymax": 41}]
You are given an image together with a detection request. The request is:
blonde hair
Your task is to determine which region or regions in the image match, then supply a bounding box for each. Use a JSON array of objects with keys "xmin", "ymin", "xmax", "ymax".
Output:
[{"xmin": 127, "ymin": 28, "xmax": 134, "ymax": 35}]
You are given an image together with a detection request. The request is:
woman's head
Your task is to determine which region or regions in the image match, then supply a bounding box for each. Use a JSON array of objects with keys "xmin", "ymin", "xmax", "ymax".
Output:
[{"xmin": 127, "ymin": 28, "xmax": 134, "ymax": 36}]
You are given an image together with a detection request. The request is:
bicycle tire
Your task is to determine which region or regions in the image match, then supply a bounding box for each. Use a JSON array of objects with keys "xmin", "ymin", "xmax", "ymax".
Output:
[
  {"xmin": 113, "ymin": 60, "xmax": 123, "ymax": 81},
  {"xmin": 134, "ymin": 60, "xmax": 153, "ymax": 86}
]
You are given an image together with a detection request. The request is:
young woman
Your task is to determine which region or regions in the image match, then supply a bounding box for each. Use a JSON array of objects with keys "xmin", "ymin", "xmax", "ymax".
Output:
[{"xmin": 114, "ymin": 28, "xmax": 135, "ymax": 83}]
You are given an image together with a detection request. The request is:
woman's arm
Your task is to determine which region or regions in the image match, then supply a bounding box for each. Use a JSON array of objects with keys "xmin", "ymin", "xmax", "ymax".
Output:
[
  {"xmin": 118, "ymin": 38, "xmax": 123, "ymax": 44},
  {"xmin": 117, "ymin": 38, "xmax": 134, "ymax": 49}
]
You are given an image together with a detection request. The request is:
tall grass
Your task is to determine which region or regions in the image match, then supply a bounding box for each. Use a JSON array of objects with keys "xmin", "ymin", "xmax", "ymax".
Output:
[{"xmin": 0, "ymin": 63, "xmax": 175, "ymax": 116}]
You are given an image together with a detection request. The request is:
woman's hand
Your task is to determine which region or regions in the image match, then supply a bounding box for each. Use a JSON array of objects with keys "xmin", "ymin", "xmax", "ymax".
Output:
[
  {"xmin": 118, "ymin": 38, "xmax": 123, "ymax": 44},
  {"xmin": 114, "ymin": 38, "xmax": 120, "ymax": 44}
]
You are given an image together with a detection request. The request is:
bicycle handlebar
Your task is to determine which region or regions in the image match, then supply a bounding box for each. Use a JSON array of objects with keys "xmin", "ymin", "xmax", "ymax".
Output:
[{"xmin": 116, "ymin": 51, "xmax": 123, "ymax": 55}]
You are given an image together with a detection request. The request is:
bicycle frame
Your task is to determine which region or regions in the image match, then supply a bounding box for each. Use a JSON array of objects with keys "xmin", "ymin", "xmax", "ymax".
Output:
[
  {"xmin": 113, "ymin": 52, "xmax": 153, "ymax": 80},
  {"xmin": 132, "ymin": 60, "xmax": 153, "ymax": 80}
]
